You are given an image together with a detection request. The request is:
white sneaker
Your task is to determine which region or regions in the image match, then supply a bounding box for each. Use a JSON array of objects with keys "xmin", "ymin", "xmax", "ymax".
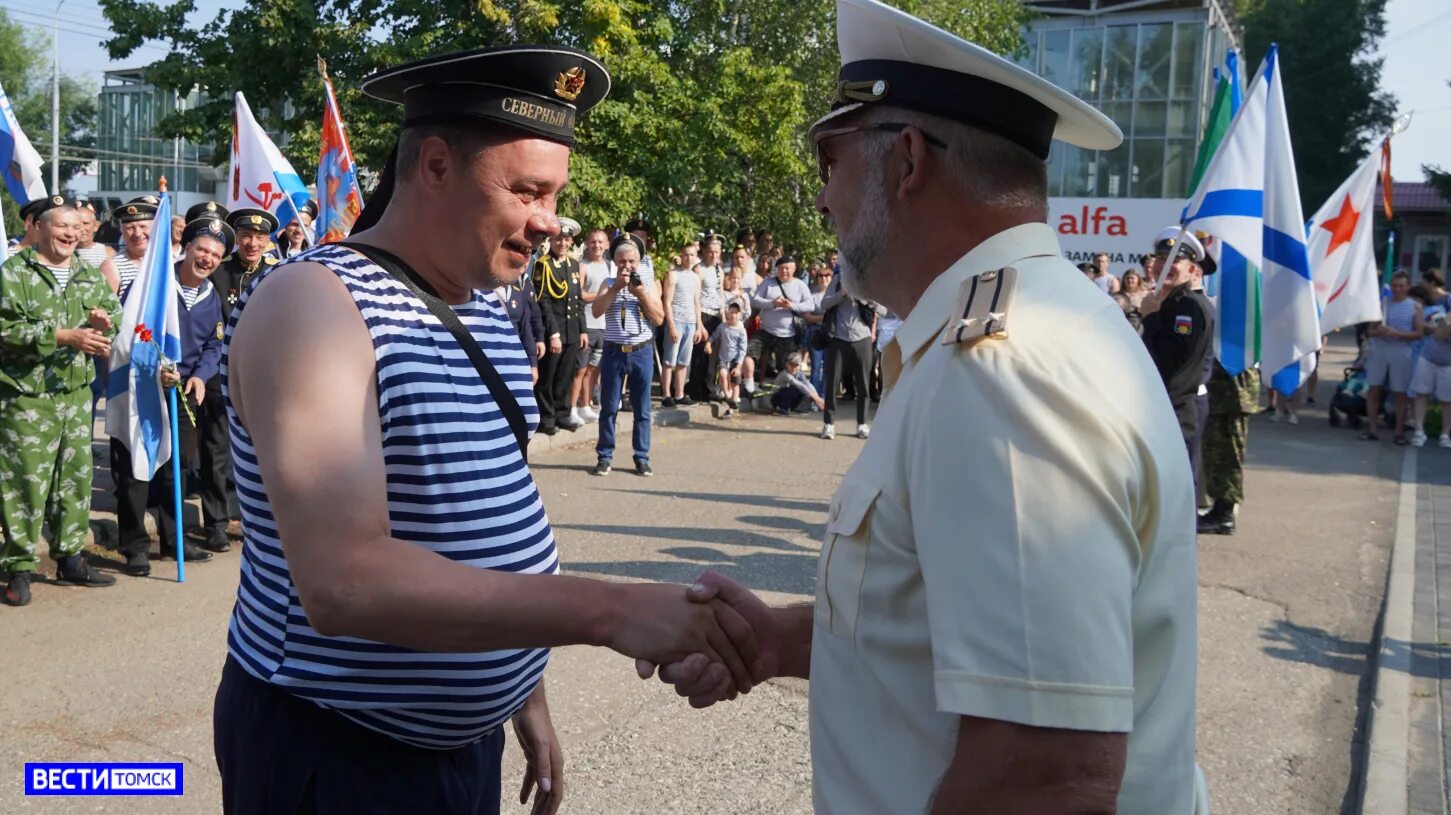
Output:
[
  {"xmin": 856, "ymin": 424, "xmax": 871, "ymax": 439},
  {"xmin": 1287, "ymin": 412, "xmax": 1299, "ymax": 425},
  {"xmin": 1439, "ymin": 434, "xmax": 1451, "ymax": 449},
  {"xmin": 1412, "ymin": 430, "xmax": 1428, "ymax": 447},
  {"xmin": 568, "ymin": 408, "xmax": 584, "ymax": 426},
  {"xmin": 1269, "ymin": 412, "xmax": 1283, "ymax": 423},
  {"xmin": 820, "ymin": 424, "xmax": 836, "ymax": 440},
  {"xmin": 579, "ymin": 405, "xmax": 598, "ymax": 421}
]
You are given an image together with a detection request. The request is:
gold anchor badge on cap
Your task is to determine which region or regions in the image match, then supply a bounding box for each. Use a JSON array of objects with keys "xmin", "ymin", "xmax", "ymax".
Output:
[
  {"xmin": 554, "ymin": 66, "xmax": 586, "ymax": 101},
  {"xmin": 940, "ymin": 266, "xmax": 1017, "ymax": 347}
]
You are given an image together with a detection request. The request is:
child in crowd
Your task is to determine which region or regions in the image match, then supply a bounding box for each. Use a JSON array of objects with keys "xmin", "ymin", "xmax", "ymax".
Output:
[
  {"xmin": 708, "ymin": 302, "xmax": 749, "ymax": 415},
  {"xmin": 771, "ymin": 352, "xmax": 825, "ymax": 415}
]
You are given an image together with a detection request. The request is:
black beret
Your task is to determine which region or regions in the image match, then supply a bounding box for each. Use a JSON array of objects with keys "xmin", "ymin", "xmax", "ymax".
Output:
[
  {"xmin": 115, "ymin": 195, "xmax": 161, "ymax": 224},
  {"xmin": 21, "ymin": 195, "xmax": 78, "ymax": 222},
  {"xmin": 300, "ymin": 199, "xmax": 319, "ymax": 219},
  {"xmin": 227, "ymin": 208, "xmax": 280, "ymax": 235},
  {"xmin": 182, "ymin": 217, "xmax": 235, "ymax": 254},
  {"xmin": 185, "ymin": 201, "xmax": 229, "ymax": 223}
]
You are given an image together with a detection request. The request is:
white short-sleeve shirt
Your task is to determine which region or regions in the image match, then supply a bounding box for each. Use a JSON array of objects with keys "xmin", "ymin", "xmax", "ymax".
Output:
[{"xmin": 809, "ymin": 222, "xmax": 1198, "ymax": 815}]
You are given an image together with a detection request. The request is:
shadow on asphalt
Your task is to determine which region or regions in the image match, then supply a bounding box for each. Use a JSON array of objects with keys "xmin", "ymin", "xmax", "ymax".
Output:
[{"xmin": 1261, "ymin": 619, "xmax": 1451, "ymax": 679}]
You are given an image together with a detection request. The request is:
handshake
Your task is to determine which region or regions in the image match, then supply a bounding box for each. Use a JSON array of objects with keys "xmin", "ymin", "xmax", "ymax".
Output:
[{"xmin": 622, "ymin": 570, "xmax": 804, "ymax": 708}]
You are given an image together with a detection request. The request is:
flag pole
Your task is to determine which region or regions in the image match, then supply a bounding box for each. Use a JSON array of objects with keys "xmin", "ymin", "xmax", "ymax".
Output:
[
  {"xmin": 170, "ymin": 386, "xmax": 184, "ymax": 583},
  {"xmin": 1379, "ymin": 113, "xmax": 1412, "ymax": 284},
  {"xmin": 159, "ymin": 174, "xmax": 184, "ymax": 584}
]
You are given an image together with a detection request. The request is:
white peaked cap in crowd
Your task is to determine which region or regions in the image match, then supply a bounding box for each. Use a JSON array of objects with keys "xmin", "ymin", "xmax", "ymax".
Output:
[
  {"xmin": 811, "ymin": 0, "xmax": 1123, "ymax": 159},
  {"xmin": 1154, "ymin": 226, "xmax": 1207, "ymax": 262}
]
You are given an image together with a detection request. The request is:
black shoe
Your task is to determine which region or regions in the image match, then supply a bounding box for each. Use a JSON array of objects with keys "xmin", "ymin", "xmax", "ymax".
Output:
[
  {"xmin": 661, "ymin": 397, "xmax": 676, "ymax": 408},
  {"xmin": 199, "ymin": 533, "xmax": 232, "ymax": 554},
  {"xmin": 55, "ymin": 555, "xmax": 117, "ymax": 587},
  {"xmin": 558, "ymin": 417, "xmax": 583, "ymax": 432},
  {"xmin": 725, "ymin": 398, "xmax": 739, "ymax": 410},
  {"xmin": 123, "ymin": 551, "xmax": 151, "ymax": 577},
  {"xmin": 676, "ymin": 396, "xmax": 695, "ymax": 407},
  {"xmin": 159, "ymin": 543, "xmax": 213, "ymax": 563},
  {"xmin": 590, "ymin": 460, "xmax": 611, "ymax": 476},
  {"xmin": 1196, "ymin": 501, "xmax": 1237, "ymax": 535},
  {"xmin": 3, "ymin": 571, "xmax": 32, "ymax": 606},
  {"xmin": 539, "ymin": 425, "xmax": 558, "ymax": 436},
  {"xmin": 635, "ymin": 460, "xmax": 653, "ymax": 477}
]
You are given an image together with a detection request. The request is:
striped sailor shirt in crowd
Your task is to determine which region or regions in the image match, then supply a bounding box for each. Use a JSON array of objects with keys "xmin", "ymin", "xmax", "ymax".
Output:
[
  {"xmin": 602, "ymin": 272, "xmax": 657, "ymax": 345},
  {"xmin": 113, "ymin": 252, "xmax": 143, "ymax": 297},
  {"xmin": 221, "ymin": 244, "xmax": 557, "ymax": 750}
]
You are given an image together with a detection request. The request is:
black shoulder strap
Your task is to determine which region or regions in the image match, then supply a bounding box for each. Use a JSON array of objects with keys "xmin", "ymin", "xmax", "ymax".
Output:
[{"xmin": 339, "ymin": 242, "xmax": 530, "ymax": 462}]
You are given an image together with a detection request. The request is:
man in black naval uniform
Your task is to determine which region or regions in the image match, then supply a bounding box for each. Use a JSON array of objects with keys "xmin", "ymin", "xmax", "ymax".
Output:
[
  {"xmin": 215, "ymin": 208, "xmax": 280, "ymax": 314},
  {"xmin": 180, "ymin": 203, "xmax": 242, "ymax": 552},
  {"xmin": 1140, "ymin": 226, "xmax": 1217, "ymax": 490},
  {"xmin": 532, "ymin": 216, "xmax": 587, "ymax": 434}
]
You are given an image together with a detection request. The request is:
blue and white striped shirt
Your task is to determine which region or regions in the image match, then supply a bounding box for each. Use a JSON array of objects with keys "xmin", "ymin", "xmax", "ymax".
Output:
[{"xmin": 221, "ymin": 244, "xmax": 558, "ymax": 749}]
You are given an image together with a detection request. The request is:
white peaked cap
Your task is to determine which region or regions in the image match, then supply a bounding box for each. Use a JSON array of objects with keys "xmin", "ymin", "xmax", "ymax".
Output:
[
  {"xmin": 1154, "ymin": 226, "xmax": 1206, "ymax": 262},
  {"xmin": 811, "ymin": 0, "xmax": 1123, "ymax": 159}
]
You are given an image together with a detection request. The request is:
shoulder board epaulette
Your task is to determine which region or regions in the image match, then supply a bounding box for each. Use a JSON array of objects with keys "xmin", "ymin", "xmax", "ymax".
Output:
[{"xmin": 940, "ymin": 266, "xmax": 1017, "ymax": 347}]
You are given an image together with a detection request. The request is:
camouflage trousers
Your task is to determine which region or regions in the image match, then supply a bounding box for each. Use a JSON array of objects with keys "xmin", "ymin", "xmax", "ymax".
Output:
[
  {"xmin": 0, "ymin": 388, "xmax": 93, "ymax": 573},
  {"xmin": 1203, "ymin": 409, "xmax": 1249, "ymax": 505}
]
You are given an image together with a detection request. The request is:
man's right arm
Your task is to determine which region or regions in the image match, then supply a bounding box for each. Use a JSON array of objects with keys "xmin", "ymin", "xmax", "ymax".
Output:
[
  {"xmin": 229, "ymin": 262, "xmax": 761, "ymax": 686},
  {"xmin": 0, "ymin": 262, "xmax": 62, "ymax": 360}
]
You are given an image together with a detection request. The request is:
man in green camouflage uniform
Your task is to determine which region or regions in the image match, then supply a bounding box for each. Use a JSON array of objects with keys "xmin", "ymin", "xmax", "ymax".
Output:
[
  {"xmin": 1198, "ymin": 362, "xmax": 1260, "ymax": 535},
  {"xmin": 0, "ymin": 196, "xmax": 122, "ymax": 606}
]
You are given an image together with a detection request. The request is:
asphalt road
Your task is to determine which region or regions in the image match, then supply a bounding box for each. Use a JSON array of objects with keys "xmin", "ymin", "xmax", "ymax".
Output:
[{"xmin": 0, "ymin": 338, "xmax": 1397, "ymax": 813}]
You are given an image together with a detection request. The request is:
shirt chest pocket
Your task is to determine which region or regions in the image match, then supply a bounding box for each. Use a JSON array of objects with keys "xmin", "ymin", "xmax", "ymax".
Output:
[{"xmin": 818, "ymin": 480, "xmax": 880, "ymax": 642}]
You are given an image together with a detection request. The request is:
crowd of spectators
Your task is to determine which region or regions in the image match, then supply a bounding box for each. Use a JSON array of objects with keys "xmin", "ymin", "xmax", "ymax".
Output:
[{"xmin": 519, "ymin": 223, "xmax": 888, "ymax": 474}]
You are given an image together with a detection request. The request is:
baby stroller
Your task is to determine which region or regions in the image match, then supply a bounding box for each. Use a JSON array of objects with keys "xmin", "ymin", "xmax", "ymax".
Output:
[{"xmin": 1328, "ymin": 364, "xmax": 1389, "ymax": 429}]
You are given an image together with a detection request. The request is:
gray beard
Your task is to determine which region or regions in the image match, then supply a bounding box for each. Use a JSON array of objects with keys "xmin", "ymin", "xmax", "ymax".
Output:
[{"xmin": 837, "ymin": 171, "xmax": 890, "ymax": 303}]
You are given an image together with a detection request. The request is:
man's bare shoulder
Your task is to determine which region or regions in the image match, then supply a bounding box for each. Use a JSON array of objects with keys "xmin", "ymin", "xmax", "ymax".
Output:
[{"xmin": 229, "ymin": 261, "xmax": 373, "ymax": 422}]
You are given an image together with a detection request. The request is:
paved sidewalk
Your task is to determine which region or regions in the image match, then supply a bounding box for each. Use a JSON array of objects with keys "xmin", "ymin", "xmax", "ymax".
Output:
[{"xmin": 1407, "ymin": 446, "xmax": 1451, "ymax": 814}]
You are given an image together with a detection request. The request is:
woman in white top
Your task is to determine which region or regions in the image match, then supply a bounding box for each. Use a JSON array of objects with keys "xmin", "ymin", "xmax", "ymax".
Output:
[{"xmin": 732, "ymin": 245, "xmax": 758, "ymax": 292}]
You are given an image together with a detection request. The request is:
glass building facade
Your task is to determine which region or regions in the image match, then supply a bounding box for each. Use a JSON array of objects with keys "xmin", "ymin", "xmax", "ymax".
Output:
[
  {"xmin": 96, "ymin": 69, "xmax": 216, "ymax": 199},
  {"xmin": 1020, "ymin": 0, "xmax": 1240, "ymax": 199}
]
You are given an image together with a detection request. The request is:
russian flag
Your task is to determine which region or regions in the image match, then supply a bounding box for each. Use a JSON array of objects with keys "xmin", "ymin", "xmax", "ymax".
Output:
[{"xmin": 105, "ymin": 190, "xmax": 180, "ymax": 480}]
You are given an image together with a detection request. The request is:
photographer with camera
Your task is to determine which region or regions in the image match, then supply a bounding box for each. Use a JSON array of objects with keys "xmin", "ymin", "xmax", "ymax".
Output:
[{"xmin": 590, "ymin": 233, "xmax": 665, "ymax": 477}]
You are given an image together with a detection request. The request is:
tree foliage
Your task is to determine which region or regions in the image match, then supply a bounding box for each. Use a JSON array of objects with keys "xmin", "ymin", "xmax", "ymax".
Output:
[
  {"xmin": 0, "ymin": 11, "xmax": 99, "ymax": 235},
  {"xmin": 1236, "ymin": 0, "xmax": 1396, "ymax": 211},
  {"xmin": 99, "ymin": 0, "xmax": 1027, "ymax": 256}
]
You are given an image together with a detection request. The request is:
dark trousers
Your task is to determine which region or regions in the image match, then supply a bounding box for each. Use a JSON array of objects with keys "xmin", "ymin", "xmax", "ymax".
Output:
[
  {"xmin": 214, "ymin": 656, "xmax": 504, "ymax": 815},
  {"xmin": 1186, "ymin": 394, "xmax": 1209, "ymax": 496},
  {"xmin": 111, "ymin": 438, "xmax": 183, "ymax": 557},
  {"xmin": 756, "ymin": 332, "xmax": 796, "ymax": 380},
  {"xmin": 196, "ymin": 388, "xmax": 232, "ymax": 535},
  {"xmin": 535, "ymin": 345, "xmax": 580, "ymax": 430},
  {"xmin": 823, "ymin": 337, "xmax": 873, "ymax": 427},
  {"xmin": 111, "ymin": 389, "xmax": 230, "ymax": 555},
  {"xmin": 686, "ymin": 312, "xmax": 722, "ymax": 400},
  {"xmin": 772, "ymin": 387, "xmax": 806, "ymax": 412},
  {"xmin": 597, "ymin": 343, "xmax": 654, "ymax": 464}
]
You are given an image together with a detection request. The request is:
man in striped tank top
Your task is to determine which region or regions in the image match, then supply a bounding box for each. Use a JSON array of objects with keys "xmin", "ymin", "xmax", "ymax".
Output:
[{"xmin": 216, "ymin": 47, "xmax": 763, "ymax": 815}]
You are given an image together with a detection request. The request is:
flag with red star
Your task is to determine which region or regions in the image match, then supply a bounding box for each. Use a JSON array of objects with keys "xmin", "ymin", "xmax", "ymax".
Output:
[{"xmin": 1307, "ymin": 147, "xmax": 1384, "ymax": 334}]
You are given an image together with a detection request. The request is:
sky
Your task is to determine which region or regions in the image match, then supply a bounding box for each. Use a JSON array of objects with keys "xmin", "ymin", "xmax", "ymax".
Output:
[{"xmin": 10, "ymin": 0, "xmax": 1449, "ymax": 186}]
